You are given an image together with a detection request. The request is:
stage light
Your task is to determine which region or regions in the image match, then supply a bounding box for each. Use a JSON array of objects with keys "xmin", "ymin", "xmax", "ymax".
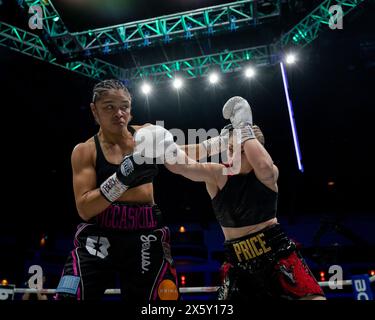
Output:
[
  {"xmin": 208, "ymin": 72, "xmax": 219, "ymax": 84},
  {"xmin": 40, "ymin": 237, "xmax": 46, "ymax": 247},
  {"xmin": 181, "ymin": 275, "xmax": 186, "ymax": 286},
  {"xmin": 328, "ymin": 181, "xmax": 335, "ymax": 186},
  {"xmin": 319, "ymin": 271, "xmax": 325, "ymax": 281},
  {"xmin": 1, "ymin": 279, "xmax": 8, "ymax": 286},
  {"xmin": 179, "ymin": 226, "xmax": 186, "ymax": 233},
  {"xmin": 173, "ymin": 78, "xmax": 183, "ymax": 89},
  {"xmin": 244, "ymin": 67, "xmax": 255, "ymax": 78},
  {"xmin": 370, "ymin": 270, "xmax": 375, "ymax": 276},
  {"xmin": 285, "ymin": 53, "xmax": 297, "ymax": 64},
  {"xmin": 53, "ymin": 16, "xmax": 60, "ymax": 22},
  {"xmin": 141, "ymin": 82, "xmax": 152, "ymax": 95}
]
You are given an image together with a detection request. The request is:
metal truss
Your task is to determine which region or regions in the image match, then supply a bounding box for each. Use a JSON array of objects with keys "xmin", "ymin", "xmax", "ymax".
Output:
[
  {"xmin": 22, "ymin": 0, "xmax": 280, "ymax": 57},
  {"xmin": 23, "ymin": 0, "xmax": 81, "ymax": 54},
  {"xmin": 125, "ymin": 45, "xmax": 275, "ymax": 82},
  {"xmin": 277, "ymin": 0, "xmax": 365, "ymax": 49},
  {"xmin": 0, "ymin": 21, "xmax": 126, "ymax": 80},
  {"xmin": 2, "ymin": 0, "xmax": 366, "ymax": 82},
  {"xmin": 130, "ymin": 0, "xmax": 366, "ymax": 83},
  {"xmin": 24, "ymin": 0, "xmax": 65, "ymax": 36},
  {"xmin": 66, "ymin": 0, "xmax": 280, "ymax": 57}
]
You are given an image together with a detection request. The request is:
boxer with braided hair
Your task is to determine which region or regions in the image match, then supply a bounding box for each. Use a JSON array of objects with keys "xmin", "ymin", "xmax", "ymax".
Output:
[{"xmin": 55, "ymin": 80, "xmax": 180, "ymax": 301}]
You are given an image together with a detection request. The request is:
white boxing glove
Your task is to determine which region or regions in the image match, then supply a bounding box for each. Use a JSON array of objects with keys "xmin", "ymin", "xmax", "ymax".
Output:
[
  {"xmin": 134, "ymin": 124, "xmax": 178, "ymax": 163},
  {"xmin": 222, "ymin": 96, "xmax": 253, "ymax": 129}
]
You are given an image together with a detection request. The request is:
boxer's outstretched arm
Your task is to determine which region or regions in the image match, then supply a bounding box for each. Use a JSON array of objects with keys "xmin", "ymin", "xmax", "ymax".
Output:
[
  {"xmin": 164, "ymin": 153, "xmax": 221, "ymax": 185},
  {"xmin": 180, "ymin": 125, "xmax": 263, "ymax": 161},
  {"xmin": 139, "ymin": 125, "xmax": 221, "ymax": 183},
  {"xmin": 180, "ymin": 129, "xmax": 229, "ymax": 161},
  {"xmin": 179, "ymin": 143, "xmax": 207, "ymax": 161}
]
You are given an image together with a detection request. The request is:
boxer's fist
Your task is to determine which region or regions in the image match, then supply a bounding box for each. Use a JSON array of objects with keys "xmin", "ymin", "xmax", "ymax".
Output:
[
  {"xmin": 222, "ymin": 96, "xmax": 253, "ymax": 128},
  {"xmin": 133, "ymin": 124, "xmax": 175, "ymax": 160}
]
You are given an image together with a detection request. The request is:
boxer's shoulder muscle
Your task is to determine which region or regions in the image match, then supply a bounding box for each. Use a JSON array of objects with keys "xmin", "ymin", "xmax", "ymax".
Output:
[{"xmin": 71, "ymin": 138, "xmax": 96, "ymax": 170}]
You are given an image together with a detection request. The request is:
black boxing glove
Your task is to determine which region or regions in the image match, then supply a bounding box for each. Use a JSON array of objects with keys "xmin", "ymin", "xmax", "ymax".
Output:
[{"xmin": 99, "ymin": 154, "xmax": 144, "ymax": 203}]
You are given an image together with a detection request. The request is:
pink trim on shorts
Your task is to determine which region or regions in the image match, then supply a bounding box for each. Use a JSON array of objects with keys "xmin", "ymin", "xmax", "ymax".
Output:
[
  {"xmin": 151, "ymin": 227, "xmax": 173, "ymax": 300},
  {"xmin": 71, "ymin": 250, "xmax": 81, "ymax": 300},
  {"xmin": 152, "ymin": 262, "xmax": 168, "ymax": 300},
  {"xmin": 74, "ymin": 223, "xmax": 92, "ymax": 248}
]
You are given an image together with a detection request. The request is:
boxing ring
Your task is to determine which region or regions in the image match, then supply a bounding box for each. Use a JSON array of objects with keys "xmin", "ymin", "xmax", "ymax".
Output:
[{"xmin": 3, "ymin": 275, "xmax": 374, "ymax": 299}]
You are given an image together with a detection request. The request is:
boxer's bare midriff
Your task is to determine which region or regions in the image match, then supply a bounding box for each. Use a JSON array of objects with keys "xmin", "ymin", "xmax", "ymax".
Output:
[{"xmin": 221, "ymin": 217, "xmax": 278, "ymax": 241}]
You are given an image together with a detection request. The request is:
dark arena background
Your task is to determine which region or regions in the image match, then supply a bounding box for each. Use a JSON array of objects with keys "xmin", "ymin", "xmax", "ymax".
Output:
[{"xmin": 0, "ymin": 0, "xmax": 374, "ymax": 304}]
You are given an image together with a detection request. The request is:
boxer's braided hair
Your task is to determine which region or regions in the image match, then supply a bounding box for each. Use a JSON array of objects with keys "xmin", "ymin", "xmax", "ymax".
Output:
[{"xmin": 92, "ymin": 79, "xmax": 131, "ymax": 103}]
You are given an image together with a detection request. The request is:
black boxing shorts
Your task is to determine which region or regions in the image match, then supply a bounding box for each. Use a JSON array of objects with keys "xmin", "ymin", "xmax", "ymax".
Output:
[
  {"xmin": 217, "ymin": 223, "xmax": 324, "ymax": 300},
  {"xmin": 55, "ymin": 204, "xmax": 179, "ymax": 301}
]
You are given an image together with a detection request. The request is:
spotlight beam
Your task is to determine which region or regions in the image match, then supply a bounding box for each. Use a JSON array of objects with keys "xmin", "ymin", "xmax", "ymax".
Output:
[{"xmin": 280, "ymin": 61, "xmax": 304, "ymax": 172}]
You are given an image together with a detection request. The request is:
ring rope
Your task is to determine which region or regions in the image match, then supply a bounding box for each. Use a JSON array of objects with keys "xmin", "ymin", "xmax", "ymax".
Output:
[{"xmin": 10, "ymin": 276, "xmax": 375, "ymax": 294}]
